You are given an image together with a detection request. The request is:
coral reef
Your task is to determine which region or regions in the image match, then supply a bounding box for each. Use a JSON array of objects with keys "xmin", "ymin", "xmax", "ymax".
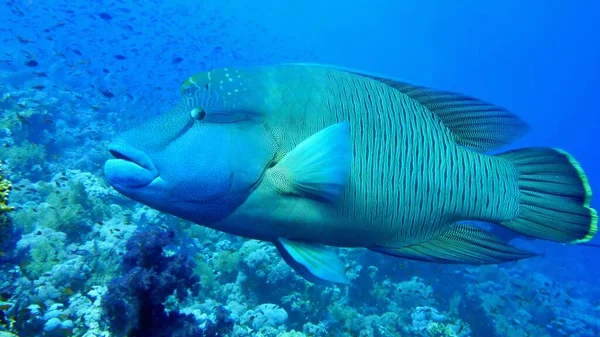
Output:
[{"xmin": 0, "ymin": 1, "xmax": 598, "ymax": 336}]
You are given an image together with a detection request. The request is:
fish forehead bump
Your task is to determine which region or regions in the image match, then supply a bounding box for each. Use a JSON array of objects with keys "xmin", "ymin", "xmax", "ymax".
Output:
[
  {"xmin": 181, "ymin": 67, "xmax": 248, "ymax": 95},
  {"xmin": 181, "ymin": 67, "xmax": 267, "ymax": 113}
]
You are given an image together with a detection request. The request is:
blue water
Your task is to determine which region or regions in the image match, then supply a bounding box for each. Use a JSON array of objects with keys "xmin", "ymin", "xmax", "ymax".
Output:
[{"xmin": 1, "ymin": 1, "xmax": 599, "ymax": 336}]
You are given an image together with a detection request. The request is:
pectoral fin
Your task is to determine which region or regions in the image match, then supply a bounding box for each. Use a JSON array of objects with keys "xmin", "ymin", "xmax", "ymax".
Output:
[
  {"xmin": 275, "ymin": 238, "xmax": 350, "ymax": 284},
  {"xmin": 370, "ymin": 223, "xmax": 539, "ymax": 264},
  {"xmin": 270, "ymin": 122, "xmax": 351, "ymax": 202}
]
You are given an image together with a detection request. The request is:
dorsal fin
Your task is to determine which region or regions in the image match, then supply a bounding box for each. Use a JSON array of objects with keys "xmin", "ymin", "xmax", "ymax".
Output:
[
  {"xmin": 355, "ymin": 73, "xmax": 531, "ymax": 153},
  {"xmin": 280, "ymin": 63, "xmax": 530, "ymax": 152}
]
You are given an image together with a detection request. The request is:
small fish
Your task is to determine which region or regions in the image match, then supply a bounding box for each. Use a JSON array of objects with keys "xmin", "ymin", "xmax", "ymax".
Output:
[
  {"xmin": 16, "ymin": 36, "xmax": 34, "ymax": 44},
  {"xmin": 99, "ymin": 12, "xmax": 112, "ymax": 20},
  {"xmin": 33, "ymin": 300, "xmax": 47, "ymax": 313},
  {"xmin": 24, "ymin": 59, "xmax": 38, "ymax": 67},
  {"xmin": 113, "ymin": 54, "xmax": 126, "ymax": 60},
  {"xmin": 101, "ymin": 90, "xmax": 115, "ymax": 98},
  {"xmin": 15, "ymin": 113, "xmax": 30, "ymax": 124}
]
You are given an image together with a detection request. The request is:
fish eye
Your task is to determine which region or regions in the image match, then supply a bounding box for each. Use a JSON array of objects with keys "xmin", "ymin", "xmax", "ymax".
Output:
[{"xmin": 191, "ymin": 108, "xmax": 206, "ymax": 120}]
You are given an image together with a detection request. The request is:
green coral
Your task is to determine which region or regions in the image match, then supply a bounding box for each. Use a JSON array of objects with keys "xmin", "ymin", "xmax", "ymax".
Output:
[
  {"xmin": 194, "ymin": 258, "xmax": 216, "ymax": 293},
  {"xmin": 2, "ymin": 141, "xmax": 47, "ymax": 177},
  {"xmin": 328, "ymin": 300, "xmax": 359, "ymax": 331},
  {"xmin": 213, "ymin": 250, "xmax": 241, "ymax": 275},
  {"xmin": 427, "ymin": 322, "xmax": 457, "ymax": 337},
  {"xmin": 11, "ymin": 178, "xmax": 105, "ymax": 238},
  {"xmin": 448, "ymin": 292, "xmax": 462, "ymax": 317},
  {"xmin": 0, "ymin": 106, "xmax": 46, "ymax": 131},
  {"xmin": 426, "ymin": 319, "xmax": 470, "ymax": 337},
  {"xmin": 370, "ymin": 280, "xmax": 391, "ymax": 304},
  {"xmin": 181, "ymin": 221, "xmax": 222, "ymax": 245},
  {"xmin": 21, "ymin": 228, "xmax": 68, "ymax": 279}
]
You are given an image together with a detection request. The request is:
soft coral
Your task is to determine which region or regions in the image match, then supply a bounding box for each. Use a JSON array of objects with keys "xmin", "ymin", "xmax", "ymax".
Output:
[{"xmin": 102, "ymin": 226, "xmax": 203, "ymax": 337}]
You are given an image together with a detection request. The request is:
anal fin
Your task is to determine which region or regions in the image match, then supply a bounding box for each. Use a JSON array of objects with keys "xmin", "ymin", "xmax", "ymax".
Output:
[
  {"xmin": 275, "ymin": 238, "xmax": 350, "ymax": 284},
  {"xmin": 369, "ymin": 223, "xmax": 539, "ymax": 264}
]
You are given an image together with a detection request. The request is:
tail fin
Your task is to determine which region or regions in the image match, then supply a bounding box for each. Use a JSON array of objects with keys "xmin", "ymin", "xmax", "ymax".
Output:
[{"xmin": 499, "ymin": 148, "xmax": 597, "ymax": 243}]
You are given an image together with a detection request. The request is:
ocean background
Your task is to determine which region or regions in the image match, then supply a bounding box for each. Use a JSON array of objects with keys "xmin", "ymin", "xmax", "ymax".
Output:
[{"xmin": 1, "ymin": 0, "xmax": 599, "ymax": 336}]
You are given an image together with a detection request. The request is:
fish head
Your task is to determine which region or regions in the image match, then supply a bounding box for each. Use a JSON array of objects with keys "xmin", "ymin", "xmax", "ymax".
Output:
[{"xmin": 104, "ymin": 67, "xmax": 276, "ymax": 224}]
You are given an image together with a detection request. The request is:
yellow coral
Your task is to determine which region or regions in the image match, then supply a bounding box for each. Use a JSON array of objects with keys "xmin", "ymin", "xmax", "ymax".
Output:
[
  {"xmin": 0, "ymin": 161, "xmax": 13, "ymax": 214},
  {"xmin": 0, "ymin": 161, "xmax": 13, "ymax": 259}
]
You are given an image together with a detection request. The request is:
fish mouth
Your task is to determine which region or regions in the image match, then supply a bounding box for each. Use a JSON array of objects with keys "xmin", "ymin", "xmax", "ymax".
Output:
[{"xmin": 104, "ymin": 144, "xmax": 159, "ymax": 188}]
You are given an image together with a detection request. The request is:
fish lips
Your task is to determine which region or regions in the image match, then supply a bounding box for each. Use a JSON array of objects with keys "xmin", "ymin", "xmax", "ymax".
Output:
[{"xmin": 104, "ymin": 144, "xmax": 159, "ymax": 188}]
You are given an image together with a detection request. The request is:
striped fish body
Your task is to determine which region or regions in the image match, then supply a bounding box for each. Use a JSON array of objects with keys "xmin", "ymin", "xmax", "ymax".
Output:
[{"xmin": 224, "ymin": 65, "xmax": 520, "ymax": 248}]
